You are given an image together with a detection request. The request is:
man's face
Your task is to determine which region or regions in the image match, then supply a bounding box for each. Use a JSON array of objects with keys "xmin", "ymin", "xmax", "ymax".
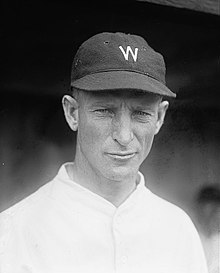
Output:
[{"xmin": 73, "ymin": 90, "xmax": 168, "ymax": 181}]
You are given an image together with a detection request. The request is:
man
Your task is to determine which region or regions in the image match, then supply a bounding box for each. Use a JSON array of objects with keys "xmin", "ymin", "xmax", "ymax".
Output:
[{"xmin": 0, "ymin": 32, "xmax": 208, "ymax": 273}]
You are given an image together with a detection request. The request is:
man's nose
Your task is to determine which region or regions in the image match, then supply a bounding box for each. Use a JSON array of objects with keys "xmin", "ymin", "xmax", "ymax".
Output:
[{"xmin": 112, "ymin": 113, "xmax": 134, "ymax": 146}]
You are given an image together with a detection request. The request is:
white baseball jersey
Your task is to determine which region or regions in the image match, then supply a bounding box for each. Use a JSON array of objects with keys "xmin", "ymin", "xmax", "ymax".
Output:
[{"xmin": 0, "ymin": 163, "xmax": 208, "ymax": 273}]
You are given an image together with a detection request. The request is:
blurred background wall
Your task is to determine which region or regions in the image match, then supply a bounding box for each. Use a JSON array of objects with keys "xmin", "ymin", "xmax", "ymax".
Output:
[{"xmin": 1, "ymin": 1, "xmax": 219, "ymax": 266}]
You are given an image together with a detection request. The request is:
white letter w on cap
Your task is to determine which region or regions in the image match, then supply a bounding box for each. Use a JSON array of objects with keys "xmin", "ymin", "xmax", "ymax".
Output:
[{"xmin": 119, "ymin": 46, "xmax": 138, "ymax": 62}]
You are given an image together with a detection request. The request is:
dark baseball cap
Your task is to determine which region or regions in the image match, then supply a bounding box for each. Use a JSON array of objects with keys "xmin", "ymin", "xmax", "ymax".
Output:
[{"xmin": 71, "ymin": 32, "xmax": 176, "ymax": 98}]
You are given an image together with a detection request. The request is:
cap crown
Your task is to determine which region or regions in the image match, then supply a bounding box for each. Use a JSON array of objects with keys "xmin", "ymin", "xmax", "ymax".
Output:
[{"xmin": 71, "ymin": 32, "xmax": 166, "ymax": 85}]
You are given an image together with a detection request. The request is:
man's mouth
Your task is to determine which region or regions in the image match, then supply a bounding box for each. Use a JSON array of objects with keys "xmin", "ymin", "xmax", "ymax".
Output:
[{"xmin": 106, "ymin": 152, "xmax": 136, "ymax": 160}]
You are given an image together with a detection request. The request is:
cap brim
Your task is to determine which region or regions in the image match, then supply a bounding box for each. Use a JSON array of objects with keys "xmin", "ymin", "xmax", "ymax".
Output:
[{"xmin": 71, "ymin": 71, "xmax": 176, "ymax": 98}]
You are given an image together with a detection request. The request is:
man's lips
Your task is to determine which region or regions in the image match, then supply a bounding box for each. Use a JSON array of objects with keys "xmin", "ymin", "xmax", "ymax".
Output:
[{"xmin": 105, "ymin": 152, "xmax": 136, "ymax": 160}]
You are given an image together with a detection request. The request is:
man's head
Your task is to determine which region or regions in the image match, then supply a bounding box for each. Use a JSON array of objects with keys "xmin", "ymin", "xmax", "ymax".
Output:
[
  {"xmin": 196, "ymin": 185, "xmax": 220, "ymax": 220},
  {"xmin": 62, "ymin": 32, "xmax": 175, "ymax": 182}
]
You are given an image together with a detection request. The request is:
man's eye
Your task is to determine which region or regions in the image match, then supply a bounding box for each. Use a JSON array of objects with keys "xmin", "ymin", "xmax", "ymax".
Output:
[
  {"xmin": 133, "ymin": 111, "xmax": 152, "ymax": 122},
  {"xmin": 95, "ymin": 109, "xmax": 109, "ymax": 113},
  {"xmin": 93, "ymin": 109, "xmax": 113, "ymax": 116},
  {"xmin": 134, "ymin": 111, "xmax": 150, "ymax": 116}
]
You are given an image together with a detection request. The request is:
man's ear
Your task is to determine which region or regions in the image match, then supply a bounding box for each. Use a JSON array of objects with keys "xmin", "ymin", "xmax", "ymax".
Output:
[
  {"xmin": 155, "ymin": 100, "xmax": 169, "ymax": 135},
  {"xmin": 62, "ymin": 95, "xmax": 79, "ymax": 131}
]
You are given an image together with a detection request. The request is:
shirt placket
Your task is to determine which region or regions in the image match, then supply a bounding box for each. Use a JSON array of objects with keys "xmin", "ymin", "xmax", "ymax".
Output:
[{"xmin": 112, "ymin": 211, "xmax": 129, "ymax": 273}]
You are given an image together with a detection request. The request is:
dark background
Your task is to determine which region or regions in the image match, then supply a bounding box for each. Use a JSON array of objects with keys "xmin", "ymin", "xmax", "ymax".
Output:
[{"xmin": 0, "ymin": 0, "xmax": 219, "ymax": 227}]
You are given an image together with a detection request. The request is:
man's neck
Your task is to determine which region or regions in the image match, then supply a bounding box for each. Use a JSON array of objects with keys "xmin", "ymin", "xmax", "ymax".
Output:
[{"xmin": 68, "ymin": 158, "xmax": 138, "ymax": 207}]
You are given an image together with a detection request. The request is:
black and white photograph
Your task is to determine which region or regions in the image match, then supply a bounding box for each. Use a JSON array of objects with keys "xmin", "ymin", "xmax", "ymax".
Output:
[{"xmin": 0, "ymin": 0, "xmax": 219, "ymax": 272}]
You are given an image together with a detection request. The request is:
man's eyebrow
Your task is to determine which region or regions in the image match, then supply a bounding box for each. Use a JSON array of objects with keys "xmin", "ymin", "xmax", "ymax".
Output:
[{"xmin": 89, "ymin": 101, "xmax": 116, "ymax": 107}]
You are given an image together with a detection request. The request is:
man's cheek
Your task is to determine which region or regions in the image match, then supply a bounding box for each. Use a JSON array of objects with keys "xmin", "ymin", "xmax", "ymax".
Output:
[{"xmin": 81, "ymin": 126, "xmax": 103, "ymax": 150}]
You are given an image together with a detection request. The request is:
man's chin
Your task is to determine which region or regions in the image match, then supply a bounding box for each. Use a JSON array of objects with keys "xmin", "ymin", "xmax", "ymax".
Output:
[{"xmin": 104, "ymin": 165, "xmax": 138, "ymax": 182}]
